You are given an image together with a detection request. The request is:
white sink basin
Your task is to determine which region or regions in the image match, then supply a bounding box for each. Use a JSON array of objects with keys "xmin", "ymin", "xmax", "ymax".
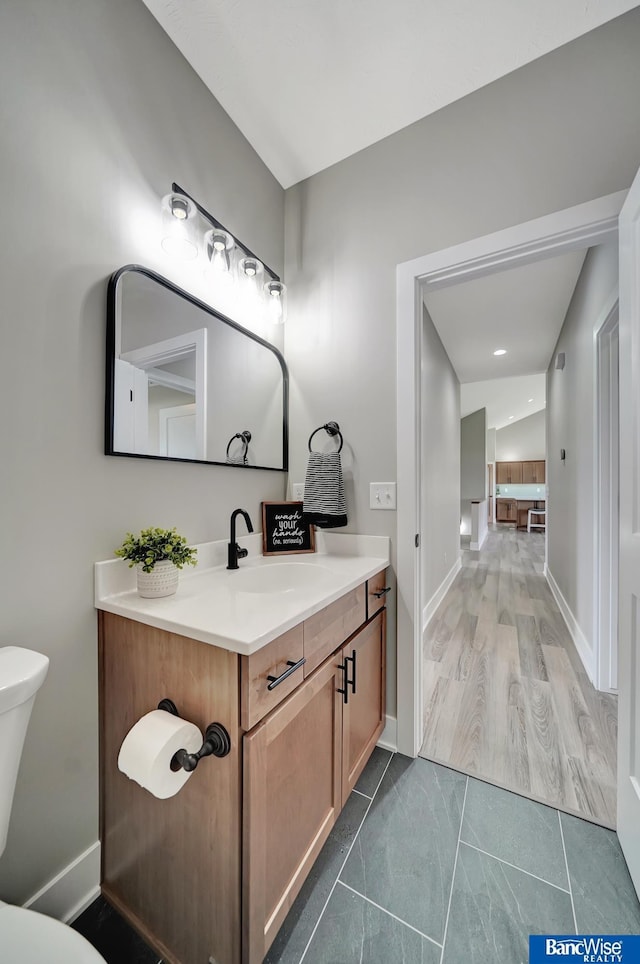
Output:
[{"xmin": 230, "ymin": 563, "xmax": 336, "ymax": 594}]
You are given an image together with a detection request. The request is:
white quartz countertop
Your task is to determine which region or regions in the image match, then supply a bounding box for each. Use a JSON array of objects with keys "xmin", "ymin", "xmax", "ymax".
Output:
[{"xmin": 95, "ymin": 532, "xmax": 390, "ymax": 655}]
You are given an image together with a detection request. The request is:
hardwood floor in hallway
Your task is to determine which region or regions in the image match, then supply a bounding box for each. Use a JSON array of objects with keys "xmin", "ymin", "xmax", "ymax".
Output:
[{"xmin": 420, "ymin": 526, "xmax": 618, "ymax": 828}]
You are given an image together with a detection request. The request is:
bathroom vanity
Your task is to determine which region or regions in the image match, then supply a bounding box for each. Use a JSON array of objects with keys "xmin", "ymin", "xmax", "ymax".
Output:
[{"xmin": 95, "ymin": 534, "xmax": 389, "ymax": 964}]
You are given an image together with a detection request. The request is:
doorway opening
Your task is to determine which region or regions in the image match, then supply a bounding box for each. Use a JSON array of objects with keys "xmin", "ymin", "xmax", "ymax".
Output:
[{"xmin": 395, "ymin": 191, "xmax": 626, "ymax": 826}]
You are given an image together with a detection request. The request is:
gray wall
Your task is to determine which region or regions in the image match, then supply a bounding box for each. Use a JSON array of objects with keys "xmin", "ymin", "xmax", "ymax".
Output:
[
  {"xmin": 496, "ymin": 409, "xmax": 546, "ymax": 460},
  {"xmin": 421, "ymin": 305, "xmax": 460, "ymax": 613},
  {"xmin": 547, "ymin": 241, "xmax": 619, "ymax": 656},
  {"xmin": 0, "ymin": 0, "xmax": 285, "ymax": 903},
  {"xmin": 460, "ymin": 408, "xmax": 487, "ymax": 538},
  {"xmin": 461, "ymin": 409, "xmax": 487, "ymax": 500},
  {"xmin": 487, "ymin": 428, "xmax": 497, "ymax": 464},
  {"xmin": 284, "ymin": 9, "xmax": 640, "ymax": 718}
]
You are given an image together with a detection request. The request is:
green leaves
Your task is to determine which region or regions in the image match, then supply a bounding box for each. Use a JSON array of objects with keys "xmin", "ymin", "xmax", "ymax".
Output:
[{"xmin": 115, "ymin": 527, "xmax": 198, "ymax": 573}]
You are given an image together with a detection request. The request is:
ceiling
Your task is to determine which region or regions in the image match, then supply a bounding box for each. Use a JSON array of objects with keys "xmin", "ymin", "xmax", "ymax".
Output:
[
  {"xmin": 140, "ymin": 0, "xmax": 637, "ymax": 188},
  {"xmin": 461, "ymin": 374, "xmax": 546, "ymax": 431},
  {"xmin": 422, "ymin": 248, "xmax": 588, "ymax": 386}
]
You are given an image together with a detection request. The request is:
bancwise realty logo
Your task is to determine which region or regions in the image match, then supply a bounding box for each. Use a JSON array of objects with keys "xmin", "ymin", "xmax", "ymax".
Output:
[{"xmin": 530, "ymin": 936, "xmax": 640, "ymax": 963}]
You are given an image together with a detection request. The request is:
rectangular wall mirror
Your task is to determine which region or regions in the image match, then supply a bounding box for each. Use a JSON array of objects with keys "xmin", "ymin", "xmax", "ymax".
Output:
[{"xmin": 106, "ymin": 265, "xmax": 288, "ymax": 471}]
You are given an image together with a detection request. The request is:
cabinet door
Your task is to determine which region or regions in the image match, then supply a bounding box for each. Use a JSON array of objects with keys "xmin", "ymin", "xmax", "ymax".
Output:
[
  {"xmin": 496, "ymin": 462, "xmax": 510, "ymax": 484},
  {"xmin": 341, "ymin": 611, "xmax": 386, "ymax": 806},
  {"xmin": 522, "ymin": 461, "xmax": 536, "ymax": 483},
  {"xmin": 535, "ymin": 460, "xmax": 546, "ymax": 483},
  {"xmin": 510, "ymin": 461, "xmax": 523, "ymax": 483},
  {"xmin": 243, "ymin": 657, "xmax": 342, "ymax": 964}
]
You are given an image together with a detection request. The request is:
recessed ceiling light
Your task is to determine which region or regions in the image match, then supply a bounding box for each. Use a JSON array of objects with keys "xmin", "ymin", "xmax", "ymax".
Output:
[
  {"xmin": 528, "ymin": 398, "xmax": 534, "ymax": 402},
  {"xmin": 493, "ymin": 349, "xmax": 507, "ymax": 356},
  {"xmin": 508, "ymin": 415, "xmax": 514, "ymax": 420}
]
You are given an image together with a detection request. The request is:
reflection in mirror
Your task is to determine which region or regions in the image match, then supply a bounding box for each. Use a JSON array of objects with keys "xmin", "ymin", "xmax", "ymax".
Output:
[{"xmin": 106, "ymin": 266, "xmax": 288, "ymax": 471}]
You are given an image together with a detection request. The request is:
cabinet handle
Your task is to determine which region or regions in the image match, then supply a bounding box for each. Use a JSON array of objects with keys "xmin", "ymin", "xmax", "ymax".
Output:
[
  {"xmin": 337, "ymin": 660, "xmax": 349, "ymax": 704},
  {"xmin": 346, "ymin": 649, "xmax": 357, "ymax": 695},
  {"xmin": 266, "ymin": 657, "xmax": 306, "ymax": 691},
  {"xmin": 372, "ymin": 586, "xmax": 391, "ymax": 599}
]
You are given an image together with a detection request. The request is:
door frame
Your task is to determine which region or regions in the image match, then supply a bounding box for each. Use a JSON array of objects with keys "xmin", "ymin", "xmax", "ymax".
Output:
[
  {"xmin": 396, "ymin": 190, "xmax": 627, "ymax": 757},
  {"xmin": 594, "ymin": 297, "xmax": 620, "ymax": 693}
]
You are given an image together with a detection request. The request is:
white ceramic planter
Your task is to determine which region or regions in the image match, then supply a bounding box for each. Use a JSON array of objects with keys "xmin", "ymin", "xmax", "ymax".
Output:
[{"xmin": 136, "ymin": 560, "xmax": 179, "ymax": 598}]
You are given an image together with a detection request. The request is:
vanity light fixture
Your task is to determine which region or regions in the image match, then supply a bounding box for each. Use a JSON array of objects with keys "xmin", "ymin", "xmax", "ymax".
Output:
[
  {"xmin": 264, "ymin": 280, "xmax": 287, "ymax": 324},
  {"xmin": 161, "ymin": 182, "xmax": 286, "ymax": 325},
  {"xmin": 205, "ymin": 228, "xmax": 234, "ymax": 274},
  {"xmin": 161, "ymin": 192, "xmax": 198, "ymax": 260},
  {"xmin": 493, "ymin": 348, "xmax": 507, "ymax": 356},
  {"xmin": 239, "ymin": 256, "xmax": 263, "ymax": 279}
]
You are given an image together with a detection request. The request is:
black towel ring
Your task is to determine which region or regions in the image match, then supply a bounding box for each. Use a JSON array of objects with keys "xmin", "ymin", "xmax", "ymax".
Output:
[
  {"xmin": 226, "ymin": 430, "xmax": 252, "ymax": 463},
  {"xmin": 308, "ymin": 421, "xmax": 343, "ymax": 454}
]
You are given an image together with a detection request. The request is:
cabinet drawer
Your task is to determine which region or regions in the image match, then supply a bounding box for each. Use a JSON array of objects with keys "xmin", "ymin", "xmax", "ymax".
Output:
[
  {"xmin": 367, "ymin": 569, "xmax": 390, "ymax": 619},
  {"xmin": 303, "ymin": 584, "xmax": 366, "ymax": 677},
  {"xmin": 241, "ymin": 625, "xmax": 304, "ymax": 730}
]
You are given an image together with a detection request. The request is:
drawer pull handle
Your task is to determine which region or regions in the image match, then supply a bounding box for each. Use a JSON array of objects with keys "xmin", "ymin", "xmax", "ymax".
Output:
[
  {"xmin": 372, "ymin": 586, "xmax": 391, "ymax": 598},
  {"xmin": 267, "ymin": 657, "xmax": 306, "ymax": 690}
]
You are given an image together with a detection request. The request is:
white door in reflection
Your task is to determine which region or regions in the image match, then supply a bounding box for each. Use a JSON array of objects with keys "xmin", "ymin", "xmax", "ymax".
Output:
[
  {"xmin": 159, "ymin": 403, "xmax": 197, "ymax": 459},
  {"xmin": 119, "ymin": 328, "xmax": 207, "ymax": 460}
]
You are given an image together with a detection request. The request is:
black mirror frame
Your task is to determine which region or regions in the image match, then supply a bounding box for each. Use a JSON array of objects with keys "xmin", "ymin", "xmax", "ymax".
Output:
[{"xmin": 105, "ymin": 264, "xmax": 289, "ymax": 472}]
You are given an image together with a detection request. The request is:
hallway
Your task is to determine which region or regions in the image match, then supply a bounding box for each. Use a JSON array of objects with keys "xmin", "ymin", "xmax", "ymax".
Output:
[{"xmin": 420, "ymin": 527, "xmax": 617, "ymax": 827}]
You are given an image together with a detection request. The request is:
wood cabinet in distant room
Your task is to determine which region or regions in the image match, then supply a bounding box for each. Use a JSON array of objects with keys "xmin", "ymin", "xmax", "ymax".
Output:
[
  {"xmin": 522, "ymin": 460, "xmax": 546, "ymax": 484},
  {"xmin": 496, "ymin": 461, "xmax": 523, "ymax": 484},
  {"xmin": 496, "ymin": 499, "xmax": 517, "ymax": 522}
]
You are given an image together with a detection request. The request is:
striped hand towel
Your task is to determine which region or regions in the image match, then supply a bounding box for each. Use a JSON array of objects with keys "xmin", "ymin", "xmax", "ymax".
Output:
[{"xmin": 302, "ymin": 451, "xmax": 348, "ymax": 528}]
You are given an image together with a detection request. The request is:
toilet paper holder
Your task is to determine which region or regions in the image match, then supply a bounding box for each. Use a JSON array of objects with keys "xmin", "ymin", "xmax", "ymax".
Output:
[{"xmin": 158, "ymin": 699, "xmax": 231, "ymax": 772}]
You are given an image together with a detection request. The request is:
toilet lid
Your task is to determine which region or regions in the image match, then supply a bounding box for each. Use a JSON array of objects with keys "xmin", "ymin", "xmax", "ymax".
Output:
[{"xmin": 0, "ymin": 903, "xmax": 107, "ymax": 963}]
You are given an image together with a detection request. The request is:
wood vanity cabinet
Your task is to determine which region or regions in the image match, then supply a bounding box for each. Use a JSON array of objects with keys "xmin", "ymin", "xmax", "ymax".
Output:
[
  {"xmin": 340, "ymin": 611, "xmax": 386, "ymax": 805},
  {"xmin": 98, "ymin": 570, "xmax": 388, "ymax": 964},
  {"xmin": 243, "ymin": 610, "xmax": 386, "ymax": 961}
]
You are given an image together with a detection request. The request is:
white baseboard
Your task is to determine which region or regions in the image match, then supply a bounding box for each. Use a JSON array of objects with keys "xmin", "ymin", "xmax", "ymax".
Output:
[
  {"xmin": 23, "ymin": 841, "xmax": 100, "ymax": 924},
  {"xmin": 422, "ymin": 556, "xmax": 462, "ymax": 632},
  {"xmin": 545, "ymin": 567, "xmax": 596, "ymax": 684},
  {"xmin": 377, "ymin": 714, "xmax": 397, "ymax": 752}
]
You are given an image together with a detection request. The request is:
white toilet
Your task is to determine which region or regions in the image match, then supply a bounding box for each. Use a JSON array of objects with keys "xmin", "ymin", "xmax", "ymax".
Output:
[{"xmin": 0, "ymin": 646, "xmax": 107, "ymax": 963}]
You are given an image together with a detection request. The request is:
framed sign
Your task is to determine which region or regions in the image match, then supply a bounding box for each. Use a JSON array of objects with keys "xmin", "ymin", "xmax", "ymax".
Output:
[{"xmin": 262, "ymin": 502, "xmax": 315, "ymax": 555}]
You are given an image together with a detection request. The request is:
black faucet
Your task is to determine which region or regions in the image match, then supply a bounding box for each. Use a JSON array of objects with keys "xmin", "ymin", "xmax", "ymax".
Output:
[{"xmin": 227, "ymin": 509, "xmax": 254, "ymax": 570}]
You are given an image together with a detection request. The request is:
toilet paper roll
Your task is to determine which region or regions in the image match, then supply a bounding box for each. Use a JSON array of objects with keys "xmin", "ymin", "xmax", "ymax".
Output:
[{"xmin": 118, "ymin": 709, "xmax": 203, "ymax": 799}]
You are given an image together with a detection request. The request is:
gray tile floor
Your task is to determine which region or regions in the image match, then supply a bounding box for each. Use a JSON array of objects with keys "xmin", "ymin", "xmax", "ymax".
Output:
[{"xmin": 267, "ymin": 749, "xmax": 640, "ymax": 964}]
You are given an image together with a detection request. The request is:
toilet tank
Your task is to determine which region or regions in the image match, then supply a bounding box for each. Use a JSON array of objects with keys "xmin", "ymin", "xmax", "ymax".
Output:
[{"xmin": 0, "ymin": 647, "xmax": 49, "ymax": 857}]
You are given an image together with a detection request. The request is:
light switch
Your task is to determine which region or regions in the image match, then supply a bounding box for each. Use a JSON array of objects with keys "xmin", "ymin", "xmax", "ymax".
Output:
[{"xmin": 370, "ymin": 483, "xmax": 397, "ymax": 510}]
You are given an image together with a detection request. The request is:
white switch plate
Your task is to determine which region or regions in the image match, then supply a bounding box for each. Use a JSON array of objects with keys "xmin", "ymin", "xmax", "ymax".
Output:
[
  {"xmin": 292, "ymin": 483, "xmax": 305, "ymax": 500},
  {"xmin": 370, "ymin": 482, "xmax": 397, "ymax": 510}
]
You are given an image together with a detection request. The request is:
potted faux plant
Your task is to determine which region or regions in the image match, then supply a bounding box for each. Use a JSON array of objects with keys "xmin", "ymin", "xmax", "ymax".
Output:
[{"xmin": 115, "ymin": 527, "xmax": 197, "ymax": 598}]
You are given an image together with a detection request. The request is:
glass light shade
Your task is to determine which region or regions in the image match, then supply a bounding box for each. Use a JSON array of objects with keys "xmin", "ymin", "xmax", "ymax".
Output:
[
  {"xmin": 238, "ymin": 256, "xmax": 263, "ymax": 279},
  {"xmin": 161, "ymin": 192, "xmax": 198, "ymax": 261},
  {"xmin": 264, "ymin": 280, "xmax": 287, "ymax": 324},
  {"xmin": 205, "ymin": 228, "xmax": 234, "ymax": 274}
]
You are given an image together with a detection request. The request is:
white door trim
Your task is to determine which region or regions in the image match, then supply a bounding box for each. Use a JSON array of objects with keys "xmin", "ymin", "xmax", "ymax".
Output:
[
  {"xmin": 396, "ymin": 190, "xmax": 627, "ymax": 758},
  {"xmin": 616, "ymin": 166, "xmax": 640, "ymax": 887},
  {"xmin": 593, "ymin": 295, "xmax": 620, "ymax": 693}
]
